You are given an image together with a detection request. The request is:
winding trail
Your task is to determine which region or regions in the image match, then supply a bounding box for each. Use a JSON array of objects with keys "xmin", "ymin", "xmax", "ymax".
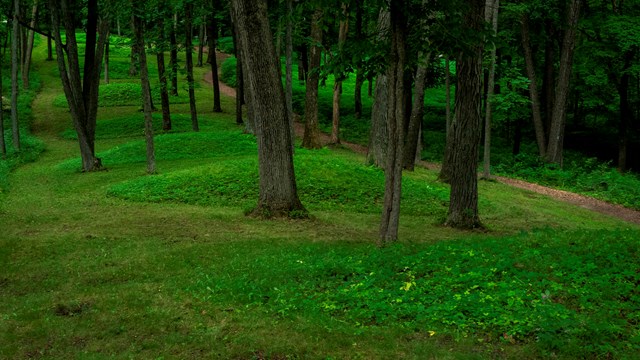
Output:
[{"xmin": 204, "ymin": 55, "xmax": 640, "ymax": 225}]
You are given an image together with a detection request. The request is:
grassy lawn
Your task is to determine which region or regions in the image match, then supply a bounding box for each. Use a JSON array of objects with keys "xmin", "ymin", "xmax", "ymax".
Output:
[{"xmin": 1, "ymin": 36, "xmax": 639, "ymax": 359}]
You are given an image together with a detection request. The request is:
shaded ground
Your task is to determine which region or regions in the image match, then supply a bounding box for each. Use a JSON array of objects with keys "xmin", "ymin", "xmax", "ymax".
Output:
[{"xmin": 203, "ymin": 61, "xmax": 640, "ymax": 226}]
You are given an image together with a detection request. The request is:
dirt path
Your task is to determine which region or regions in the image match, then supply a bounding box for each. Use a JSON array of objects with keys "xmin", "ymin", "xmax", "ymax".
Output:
[{"xmin": 203, "ymin": 61, "xmax": 640, "ymax": 226}]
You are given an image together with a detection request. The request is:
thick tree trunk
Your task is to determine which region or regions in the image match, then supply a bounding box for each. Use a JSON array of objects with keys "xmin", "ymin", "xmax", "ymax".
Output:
[
  {"xmin": 208, "ymin": 3, "xmax": 222, "ymax": 113},
  {"xmin": 49, "ymin": 0, "xmax": 109, "ymax": 171},
  {"xmin": 482, "ymin": 0, "xmax": 499, "ymax": 179},
  {"xmin": 379, "ymin": 1, "xmax": 407, "ymax": 244},
  {"xmin": 11, "ymin": 0, "xmax": 20, "ymax": 151},
  {"xmin": 133, "ymin": 4, "xmax": 156, "ymax": 174},
  {"xmin": 169, "ymin": 15, "xmax": 179, "ymax": 96},
  {"xmin": 521, "ymin": 15, "xmax": 546, "ymax": 158},
  {"xmin": 545, "ymin": 0, "xmax": 581, "ymax": 165},
  {"xmin": 185, "ymin": 3, "xmax": 199, "ymax": 132},
  {"xmin": 21, "ymin": 1, "xmax": 37, "ymax": 90},
  {"xmin": 403, "ymin": 56, "xmax": 429, "ymax": 171},
  {"xmin": 302, "ymin": 9, "xmax": 323, "ymax": 149},
  {"xmin": 285, "ymin": 0, "xmax": 295, "ymax": 148},
  {"xmin": 445, "ymin": 0, "xmax": 484, "ymax": 229},
  {"xmin": 231, "ymin": 0, "xmax": 306, "ymax": 217}
]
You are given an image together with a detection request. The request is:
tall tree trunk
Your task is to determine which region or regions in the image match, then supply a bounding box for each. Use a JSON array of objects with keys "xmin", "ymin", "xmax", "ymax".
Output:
[
  {"xmin": 446, "ymin": 0, "xmax": 484, "ymax": 229},
  {"xmin": 104, "ymin": 39, "xmax": 110, "ymax": 83},
  {"xmin": 521, "ymin": 15, "xmax": 546, "ymax": 158},
  {"xmin": 128, "ymin": 16, "xmax": 139, "ymax": 77},
  {"xmin": 156, "ymin": 5, "xmax": 172, "ymax": 131},
  {"xmin": 542, "ymin": 20, "xmax": 556, "ymax": 137},
  {"xmin": 445, "ymin": 57, "xmax": 452, "ymax": 137},
  {"xmin": 46, "ymin": 35, "xmax": 53, "ymax": 61},
  {"xmin": 133, "ymin": 4, "xmax": 156, "ymax": 174},
  {"xmin": 231, "ymin": 18, "xmax": 244, "ymax": 125},
  {"xmin": 21, "ymin": 1, "xmax": 37, "ymax": 90},
  {"xmin": 618, "ymin": 53, "xmax": 633, "ymax": 172},
  {"xmin": 197, "ymin": 19, "xmax": 205, "ymax": 67},
  {"xmin": 231, "ymin": 0, "xmax": 306, "ymax": 217},
  {"xmin": 403, "ymin": 55, "xmax": 430, "ymax": 171},
  {"xmin": 0, "ymin": 52, "xmax": 5, "ymax": 157},
  {"xmin": 353, "ymin": 0, "xmax": 364, "ymax": 119},
  {"xmin": 482, "ymin": 0, "xmax": 499, "ymax": 179},
  {"xmin": 208, "ymin": 1, "xmax": 222, "ymax": 113},
  {"xmin": 285, "ymin": 0, "xmax": 295, "ymax": 148},
  {"xmin": 545, "ymin": 0, "xmax": 581, "ymax": 165},
  {"xmin": 329, "ymin": 6, "xmax": 349, "ymax": 145},
  {"xmin": 11, "ymin": 0, "xmax": 20, "ymax": 151},
  {"xmin": 169, "ymin": 15, "xmax": 179, "ymax": 96},
  {"xmin": 49, "ymin": 0, "xmax": 109, "ymax": 171},
  {"xmin": 185, "ymin": 2, "xmax": 199, "ymax": 132},
  {"xmin": 302, "ymin": 9, "xmax": 323, "ymax": 149},
  {"xmin": 366, "ymin": 10, "xmax": 390, "ymax": 169},
  {"xmin": 379, "ymin": 1, "xmax": 407, "ymax": 244}
]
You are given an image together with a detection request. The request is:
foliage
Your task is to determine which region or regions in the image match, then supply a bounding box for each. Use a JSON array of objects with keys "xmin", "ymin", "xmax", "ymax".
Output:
[
  {"xmin": 216, "ymin": 36, "xmax": 234, "ymax": 54},
  {"xmin": 52, "ymin": 82, "xmax": 192, "ymax": 108}
]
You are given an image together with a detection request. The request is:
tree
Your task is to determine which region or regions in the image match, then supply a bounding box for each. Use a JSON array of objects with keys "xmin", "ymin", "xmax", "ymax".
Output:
[
  {"xmin": 21, "ymin": 0, "xmax": 38, "ymax": 90},
  {"xmin": 11, "ymin": 0, "xmax": 20, "ymax": 151},
  {"xmin": 48, "ymin": 0, "xmax": 110, "ymax": 171},
  {"xmin": 208, "ymin": 0, "xmax": 222, "ymax": 113},
  {"xmin": 302, "ymin": 8, "xmax": 323, "ymax": 150},
  {"xmin": 482, "ymin": 0, "xmax": 499, "ymax": 179},
  {"xmin": 155, "ymin": 0, "xmax": 172, "ymax": 131},
  {"xmin": 132, "ymin": 1, "xmax": 156, "ymax": 174},
  {"xmin": 0, "ymin": 49, "xmax": 5, "ymax": 157},
  {"xmin": 329, "ymin": 4, "xmax": 349, "ymax": 145},
  {"xmin": 169, "ymin": 12, "xmax": 179, "ymax": 96},
  {"xmin": 445, "ymin": 0, "xmax": 485, "ymax": 229},
  {"xmin": 231, "ymin": 0, "xmax": 306, "ymax": 217},
  {"xmin": 185, "ymin": 1, "xmax": 199, "ymax": 131},
  {"xmin": 379, "ymin": 0, "xmax": 408, "ymax": 244}
]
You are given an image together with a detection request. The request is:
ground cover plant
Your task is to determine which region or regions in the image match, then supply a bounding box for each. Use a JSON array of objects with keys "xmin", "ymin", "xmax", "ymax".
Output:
[{"xmin": 1, "ymin": 35, "xmax": 639, "ymax": 360}]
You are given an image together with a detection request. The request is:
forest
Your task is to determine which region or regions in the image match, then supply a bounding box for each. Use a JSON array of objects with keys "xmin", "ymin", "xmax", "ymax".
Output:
[{"xmin": 0, "ymin": 0, "xmax": 639, "ymax": 358}]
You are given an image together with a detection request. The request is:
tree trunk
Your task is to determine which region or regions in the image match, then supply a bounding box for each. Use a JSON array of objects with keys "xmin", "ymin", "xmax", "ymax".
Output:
[
  {"xmin": 353, "ymin": 0, "xmax": 364, "ymax": 119},
  {"xmin": 231, "ymin": 0, "xmax": 306, "ymax": 218},
  {"xmin": 46, "ymin": 34, "xmax": 53, "ymax": 61},
  {"xmin": 542, "ymin": 20, "xmax": 556, "ymax": 137},
  {"xmin": 366, "ymin": 10, "xmax": 390, "ymax": 169},
  {"xmin": 208, "ymin": 2, "xmax": 222, "ymax": 113},
  {"xmin": 482, "ymin": 0, "xmax": 499, "ymax": 179},
  {"xmin": 156, "ymin": 7, "xmax": 171, "ymax": 131},
  {"xmin": 379, "ymin": 1, "xmax": 407, "ymax": 244},
  {"xmin": 169, "ymin": 15, "xmax": 179, "ymax": 96},
  {"xmin": 21, "ymin": 1, "xmax": 37, "ymax": 90},
  {"xmin": 185, "ymin": 3, "xmax": 199, "ymax": 132},
  {"xmin": 133, "ymin": 4, "xmax": 156, "ymax": 174},
  {"xmin": 285, "ymin": 0, "xmax": 295, "ymax": 149},
  {"xmin": 197, "ymin": 20, "xmax": 205, "ymax": 67},
  {"xmin": 330, "ymin": 5, "xmax": 349, "ymax": 145},
  {"xmin": 302, "ymin": 9, "xmax": 323, "ymax": 149},
  {"xmin": 445, "ymin": 57, "xmax": 452, "ymax": 137},
  {"xmin": 618, "ymin": 54, "xmax": 632, "ymax": 172},
  {"xmin": 48, "ymin": 0, "xmax": 109, "ymax": 171},
  {"xmin": 11, "ymin": 0, "xmax": 20, "ymax": 151},
  {"xmin": 104, "ymin": 39, "xmax": 110, "ymax": 84},
  {"xmin": 128, "ymin": 16, "xmax": 139, "ymax": 77},
  {"xmin": 403, "ymin": 55, "xmax": 430, "ymax": 171},
  {"xmin": 521, "ymin": 15, "xmax": 546, "ymax": 158},
  {"xmin": 0, "ymin": 52, "xmax": 5, "ymax": 157},
  {"xmin": 445, "ymin": 0, "xmax": 484, "ymax": 229},
  {"xmin": 545, "ymin": 0, "xmax": 581, "ymax": 165}
]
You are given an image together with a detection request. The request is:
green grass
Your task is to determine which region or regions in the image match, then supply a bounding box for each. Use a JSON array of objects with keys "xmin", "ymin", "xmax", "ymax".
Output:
[
  {"xmin": 52, "ymin": 82, "xmax": 193, "ymax": 108},
  {"xmin": 1, "ymin": 33, "xmax": 640, "ymax": 359}
]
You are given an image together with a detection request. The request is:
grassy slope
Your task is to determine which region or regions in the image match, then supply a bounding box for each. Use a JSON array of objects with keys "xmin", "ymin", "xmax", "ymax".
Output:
[{"xmin": 0, "ymin": 37, "xmax": 639, "ymax": 359}]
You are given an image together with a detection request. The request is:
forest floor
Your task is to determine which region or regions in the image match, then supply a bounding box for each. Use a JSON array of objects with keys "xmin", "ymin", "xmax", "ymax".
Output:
[{"xmin": 202, "ymin": 56, "xmax": 640, "ymax": 226}]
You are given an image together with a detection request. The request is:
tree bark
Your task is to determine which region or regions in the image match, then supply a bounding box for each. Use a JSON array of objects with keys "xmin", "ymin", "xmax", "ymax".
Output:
[
  {"xmin": 169, "ymin": 14, "xmax": 179, "ymax": 96},
  {"xmin": 618, "ymin": 53, "xmax": 633, "ymax": 172},
  {"xmin": 545, "ymin": 0, "xmax": 581, "ymax": 165},
  {"xmin": 49, "ymin": 0, "xmax": 109, "ymax": 171},
  {"xmin": 285, "ymin": 0, "xmax": 295, "ymax": 149},
  {"xmin": 128, "ymin": 16, "xmax": 139, "ymax": 77},
  {"xmin": 445, "ymin": 57, "xmax": 452, "ymax": 137},
  {"xmin": 0, "ymin": 51, "xmax": 5, "ymax": 157},
  {"xmin": 197, "ymin": 19, "xmax": 205, "ymax": 67},
  {"xmin": 231, "ymin": 0, "xmax": 306, "ymax": 217},
  {"xmin": 521, "ymin": 15, "xmax": 546, "ymax": 158},
  {"xmin": 482, "ymin": 0, "xmax": 499, "ymax": 179},
  {"xmin": 353, "ymin": 0, "xmax": 364, "ymax": 119},
  {"xmin": 208, "ymin": 1, "xmax": 222, "ymax": 113},
  {"xmin": 133, "ymin": 3, "xmax": 156, "ymax": 174},
  {"xmin": 156, "ymin": 6, "xmax": 171, "ymax": 131},
  {"xmin": 302, "ymin": 9, "xmax": 323, "ymax": 149},
  {"xmin": 445, "ymin": 0, "xmax": 484, "ymax": 229},
  {"xmin": 104, "ymin": 39, "xmax": 110, "ymax": 84},
  {"xmin": 329, "ymin": 5, "xmax": 349, "ymax": 145},
  {"xmin": 11, "ymin": 0, "xmax": 20, "ymax": 151},
  {"xmin": 379, "ymin": 1, "xmax": 407, "ymax": 244},
  {"xmin": 46, "ymin": 34, "xmax": 53, "ymax": 61},
  {"xmin": 185, "ymin": 2, "xmax": 199, "ymax": 132},
  {"xmin": 403, "ymin": 55, "xmax": 430, "ymax": 171}
]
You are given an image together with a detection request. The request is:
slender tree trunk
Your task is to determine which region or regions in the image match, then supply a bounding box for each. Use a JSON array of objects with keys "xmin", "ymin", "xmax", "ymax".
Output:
[
  {"xmin": 542, "ymin": 20, "xmax": 555, "ymax": 136},
  {"xmin": 330, "ymin": 7, "xmax": 349, "ymax": 145},
  {"xmin": 128, "ymin": 16, "xmax": 139, "ymax": 77},
  {"xmin": 169, "ymin": 15, "xmax": 179, "ymax": 96},
  {"xmin": 285, "ymin": 0, "xmax": 295, "ymax": 148},
  {"xmin": 403, "ymin": 55, "xmax": 430, "ymax": 171},
  {"xmin": 446, "ymin": 0, "xmax": 484, "ymax": 229},
  {"xmin": 546, "ymin": 0, "xmax": 581, "ymax": 165},
  {"xmin": 156, "ymin": 7, "xmax": 171, "ymax": 131},
  {"xmin": 618, "ymin": 56, "xmax": 632, "ymax": 172},
  {"xmin": 482, "ymin": 0, "xmax": 499, "ymax": 179},
  {"xmin": 231, "ymin": 0, "xmax": 306, "ymax": 217},
  {"xmin": 231, "ymin": 19, "xmax": 244, "ymax": 125},
  {"xmin": 379, "ymin": 1, "xmax": 407, "ymax": 244},
  {"xmin": 11, "ymin": 0, "xmax": 20, "ymax": 151},
  {"xmin": 133, "ymin": 4, "xmax": 156, "ymax": 174},
  {"xmin": 104, "ymin": 39, "xmax": 110, "ymax": 84},
  {"xmin": 445, "ymin": 57, "xmax": 452, "ymax": 137},
  {"xmin": 208, "ymin": 2, "xmax": 222, "ymax": 113},
  {"xmin": 185, "ymin": 2, "xmax": 199, "ymax": 131},
  {"xmin": 197, "ymin": 19, "xmax": 205, "ymax": 67},
  {"xmin": 353, "ymin": 0, "xmax": 364, "ymax": 119},
  {"xmin": 521, "ymin": 15, "xmax": 546, "ymax": 158},
  {"xmin": 0, "ymin": 53, "xmax": 5, "ymax": 157},
  {"xmin": 46, "ymin": 35, "xmax": 53, "ymax": 61},
  {"xmin": 21, "ymin": 1, "xmax": 37, "ymax": 90},
  {"xmin": 302, "ymin": 9, "xmax": 323, "ymax": 149}
]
